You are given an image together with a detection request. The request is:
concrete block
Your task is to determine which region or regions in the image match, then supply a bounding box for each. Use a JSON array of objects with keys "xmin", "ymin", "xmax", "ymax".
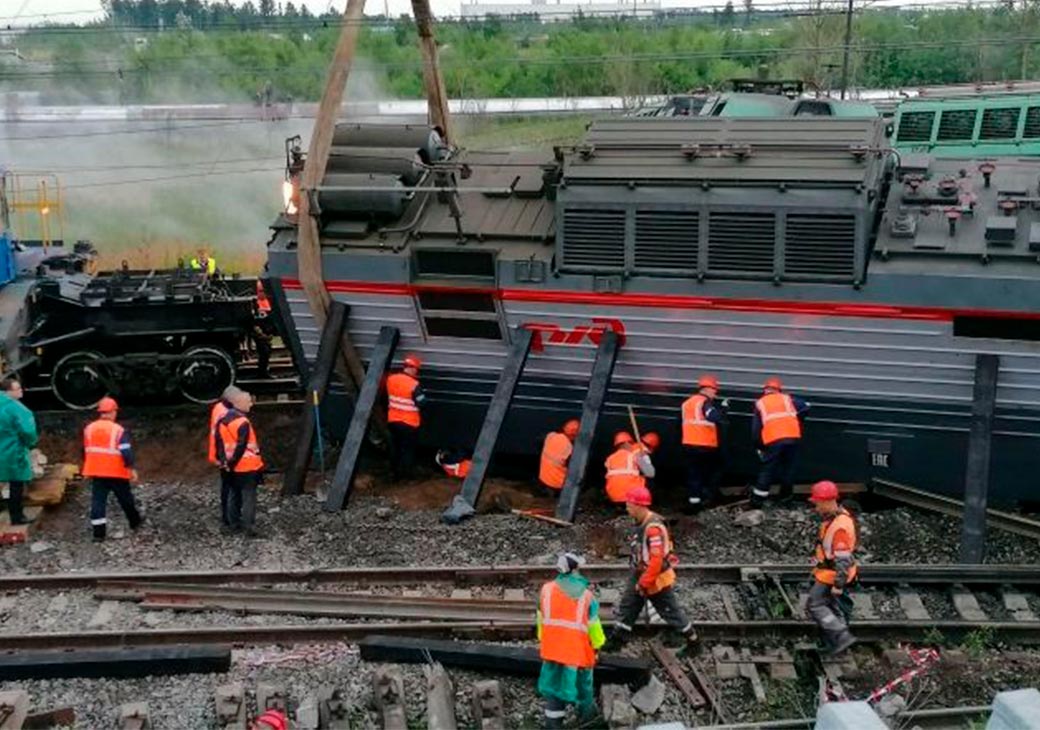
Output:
[
  {"xmin": 636, "ymin": 724, "xmax": 685, "ymax": 730},
  {"xmin": 987, "ymin": 688, "xmax": 1040, "ymax": 730},
  {"xmin": 814, "ymin": 700, "xmax": 886, "ymax": 729},
  {"xmin": 631, "ymin": 674, "xmax": 666, "ymax": 715},
  {"xmin": 601, "ymin": 685, "xmax": 636, "ymax": 729}
]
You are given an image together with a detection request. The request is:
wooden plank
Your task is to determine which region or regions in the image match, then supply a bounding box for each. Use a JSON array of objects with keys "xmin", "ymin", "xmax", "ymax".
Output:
[
  {"xmin": 649, "ymin": 640, "xmax": 706, "ymax": 708},
  {"xmin": 0, "ymin": 646, "xmax": 230, "ymax": 680},
  {"xmin": 739, "ymin": 649, "xmax": 767, "ymax": 703},
  {"xmin": 24, "ymin": 464, "xmax": 77, "ymax": 507},
  {"xmin": 357, "ymin": 635, "xmax": 650, "ymax": 686},
  {"xmin": 960, "ymin": 353, "xmax": 999, "ymax": 563},
  {"xmin": 323, "ymin": 326, "xmax": 399, "ymax": 511},
  {"xmin": 450, "ymin": 328, "xmax": 533, "ymax": 516},
  {"xmin": 282, "ymin": 300, "xmax": 349, "ymax": 497},
  {"xmin": 555, "ymin": 330, "xmax": 619, "ymax": 523},
  {"xmin": 0, "ymin": 690, "xmax": 29, "ymax": 730},
  {"xmin": 23, "ymin": 706, "xmax": 76, "ymax": 729},
  {"xmin": 410, "ymin": 0, "xmax": 453, "ymax": 143}
]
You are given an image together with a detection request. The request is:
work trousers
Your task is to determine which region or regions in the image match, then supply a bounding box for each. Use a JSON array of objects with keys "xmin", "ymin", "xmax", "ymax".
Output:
[
  {"xmin": 614, "ymin": 577, "xmax": 694, "ymax": 638},
  {"xmin": 218, "ymin": 471, "xmax": 232, "ymax": 526},
  {"xmin": 6, "ymin": 481, "xmax": 26, "ymax": 524},
  {"xmin": 388, "ymin": 422, "xmax": 418, "ymax": 480},
  {"xmin": 751, "ymin": 440, "xmax": 799, "ymax": 507},
  {"xmin": 683, "ymin": 446, "xmax": 720, "ymax": 509},
  {"xmin": 90, "ymin": 478, "xmax": 142, "ymax": 540},
  {"xmin": 806, "ymin": 580, "xmax": 855, "ymax": 650},
  {"xmin": 226, "ymin": 471, "xmax": 260, "ymax": 531}
]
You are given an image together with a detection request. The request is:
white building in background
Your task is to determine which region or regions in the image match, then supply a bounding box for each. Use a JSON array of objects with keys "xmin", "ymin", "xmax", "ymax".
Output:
[{"xmin": 460, "ymin": 0, "xmax": 662, "ymax": 21}]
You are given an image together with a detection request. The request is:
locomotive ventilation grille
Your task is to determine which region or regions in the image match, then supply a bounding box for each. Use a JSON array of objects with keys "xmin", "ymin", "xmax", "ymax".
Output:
[
  {"xmin": 1025, "ymin": 107, "xmax": 1040, "ymax": 139},
  {"xmin": 784, "ymin": 214, "xmax": 856, "ymax": 279},
  {"xmin": 634, "ymin": 211, "xmax": 699, "ymax": 271},
  {"xmin": 897, "ymin": 111, "xmax": 935, "ymax": 142},
  {"xmin": 707, "ymin": 212, "xmax": 775, "ymax": 274},
  {"xmin": 561, "ymin": 208, "xmax": 625, "ymax": 269}
]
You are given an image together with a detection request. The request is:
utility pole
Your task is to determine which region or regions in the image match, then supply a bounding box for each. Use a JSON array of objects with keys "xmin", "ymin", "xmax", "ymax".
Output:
[{"xmin": 839, "ymin": 0, "xmax": 854, "ymax": 99}]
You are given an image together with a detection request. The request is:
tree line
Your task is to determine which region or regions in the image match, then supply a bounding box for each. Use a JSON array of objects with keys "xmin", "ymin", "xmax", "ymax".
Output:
[{"xmin": 6, "ymin": 0, "xmax": 1040, "ymax": 103}]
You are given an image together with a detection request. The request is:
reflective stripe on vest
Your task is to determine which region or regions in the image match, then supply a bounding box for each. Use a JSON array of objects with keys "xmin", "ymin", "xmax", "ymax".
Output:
[
  {"xmin": 756, "ymin": 392, "xmax": 802, "ymax": 445},
  {"xmin": 442, "ymin": 460, "xmax": 471, "ymax": 478},
  {"xmin": 208, "ymin": 401, "xmax": 229, "ymax": 465},
  {"xmin": 634, "ymin": 516, "xmax": 677, "ymax": 594},
  {"xmin": 539, "ymin": 432, "xmax": 572, "ymax": 490},
  {"xmin": 218, "ymin": 415, "xmax": 264, "ymax": 473},
  {"xmin": 539, "ymin": 581, "xmax": 595, "ymax": 669},
  {"xmin": 681, "ymin": 394, "xmax": 718, "ymax": 448},
  {"xmin": 605, "ymin": 447, "xmax": 644, "ymax": 502},
  {"xmin": 82, "ymin": 419, "xmax": 132, "ymax": 480},
  {"xmin": 387, "ymin": 372, "xmax": 420, "ymax": 428},
  {"xmin": 813, "ymin": 508, "xmax": 858, "ymax": 585}
]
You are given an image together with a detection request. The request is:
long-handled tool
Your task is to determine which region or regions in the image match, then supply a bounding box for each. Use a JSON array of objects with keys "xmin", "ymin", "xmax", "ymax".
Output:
[
  {"xmin": 313, "ymin": 389, "xmax": 327, "ymax": 487},
  {"xmin": 627, "ymin": 405, "xmax": 642, "ymax": 443}
]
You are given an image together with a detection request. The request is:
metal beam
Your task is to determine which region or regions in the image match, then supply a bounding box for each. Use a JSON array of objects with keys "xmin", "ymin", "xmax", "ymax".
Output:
[
  {"xmin": 282, "ymin": 300, "xmax": 348, "ymax": 496},
  {"xmin": 959, "ymin": 353, "xmax": 1000, "ymax": 564},
  {"xmin": 323, "ymin": 325, "xmax": 399, "ymax": 511},
  {"xmin": 357, "ymin": 635, "xmax": 650, "ymax": 687},
  {"xmin": 0, "ymin": 646, "xmax": 230, "ymax": 680},
  {"xmin": 556, "ymin": 330, "xmax": 619, "ymax": 523},
  {"xmin": 445, "ymin": 328, "xmax": 533, "ymax": 521}
]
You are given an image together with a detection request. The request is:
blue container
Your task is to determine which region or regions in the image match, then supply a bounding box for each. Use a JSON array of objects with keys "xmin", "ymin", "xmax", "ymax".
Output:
[{"xmin": 0, "ymin": 232, "xmax": 15, "ymax": 287}]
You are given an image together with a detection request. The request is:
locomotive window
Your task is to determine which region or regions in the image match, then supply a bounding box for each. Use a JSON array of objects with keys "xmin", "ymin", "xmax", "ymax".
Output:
[
  {"xmin": 936, "ymin": 110, "xmax": 977, "ymax": 142},
  {"xmin": 896, "ymin": 111, "xmax": 935, "ymax": 142},
  {"xmin": 980, "ymin": 107, "xmax": 1020, "ymax": 140},
  {"xmin": 954, "ymin": 316, "xmax": 1040, "ymax": 341},
  {"xmin": 417, "ymin": 291, "xmax": 496, "ymax": 312},
  {"xmin": 414, "ymin": 250, "xmax": 496, "ymax": 279},
  {"xmin": 1024, "ymin": 107, "xmax": 1040, "ymax": 138},
  {"xmin": 424, "ymin": 317, "xmax": 503, "ymax": 340},
  {"xmin": 416, "ymin": 288, "xmax": 503, "ymax": 340}
]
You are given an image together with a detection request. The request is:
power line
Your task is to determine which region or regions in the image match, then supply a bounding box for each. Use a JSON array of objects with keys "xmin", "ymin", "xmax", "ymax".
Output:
[
  {"xmin": 0, "ymin": 119, "xmax": 282, "ymax": 141},
  {"xmin": 60, "ymin": 166, "xmax": 282, "ymax": 190}
]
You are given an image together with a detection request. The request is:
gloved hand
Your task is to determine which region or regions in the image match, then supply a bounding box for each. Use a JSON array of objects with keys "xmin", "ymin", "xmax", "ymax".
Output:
[{"xmin": 720, "ymin": 398, "xmax": 730, "ymax": 409}]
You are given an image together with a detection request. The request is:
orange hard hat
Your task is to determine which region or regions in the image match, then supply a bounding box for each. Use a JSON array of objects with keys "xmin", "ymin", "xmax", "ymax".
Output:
[
  {"xmin": 253, "ymin": 710, "xmax": 289, "ymax": 730},
  {"xmin": 562, "ymin": 419, "xmax": 580, "ymax": 438},
  {"xmin": 613, "ymin": 431, "xmax": 634, "ymax": 447},
  {"xmin": 641, "ymin": 431, "xmax": 660, "ymax": 452},
  {"xmin": 97, "ymin": 396, "xmax": 118, "ymax": 413},
  {"xmin": 763, "ymin": 376, "xmax": 783, "ymax": 391},
  {"xmin": 809, "ymin": 480, "xmax": 839, "ymax": 502},
  {"xmin": 624, "ymin": 486, "xmax": 653, "ymax": 507},
  {"xmin": 403, "ymin": 354, "xmax": 422, "ymax": 370},
  {"xmin": 698, "ymin": 374, "xmax": 719, "ymax": 389}
]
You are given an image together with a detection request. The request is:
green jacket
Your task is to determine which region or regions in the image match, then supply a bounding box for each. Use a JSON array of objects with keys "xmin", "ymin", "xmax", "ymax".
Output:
[{"xmin": 0, "ymin": 396, "xmax": 38, "ymax": 482}]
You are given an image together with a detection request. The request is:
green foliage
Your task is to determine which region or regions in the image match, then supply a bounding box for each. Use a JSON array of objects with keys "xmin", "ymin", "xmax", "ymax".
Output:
[
  {"xmin": 11, "ymin": 1, "xmax": 1040, "ymax": 103},
  {"xmin": 960, "ymin": 626, "xmax": 995, "ymax": 658}
]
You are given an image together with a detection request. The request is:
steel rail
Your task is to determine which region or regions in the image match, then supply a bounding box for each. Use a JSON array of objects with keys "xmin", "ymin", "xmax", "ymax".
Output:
[
  {"xmin": 5, "ymin": 563, "xmax": 1040, "ymax": 591},
  {"xmin": 1, "ymin": 620, "xmax": 1038, "ymax": 652},
  {"xmin": 701, "ymin": 704, "xmax": 991, "ymax": 729}
]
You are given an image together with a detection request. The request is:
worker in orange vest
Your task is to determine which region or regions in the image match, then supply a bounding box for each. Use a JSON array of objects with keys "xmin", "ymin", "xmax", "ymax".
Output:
[
  {"xmin": 83, "ymin": 397, "xmax": 143, "ymax": 542},
  {"xmin": 750, "ymin": 377, "xmax": 810, "ymax": 508},
  {"xmin": 681, "ymin": 374, "xmax": 728, "ymax": 513},
  {"xmin": 209, "ymin": 386, "xmax": 239, "ymax": 527},
  {"xmin": 214, "ymin": 389, "xmax": 265, "ymax": 536},
  {"xmin": 252, "ymin": 280, "xmax": 274, "ymax": 379},
  {"xmin": 603, "ymin": 432, "xmax": 655, "ymax": 504},
  {"xmin": 604, "ymin": 487, "xmax": 697, "ymax": 651},
  {"xmin": 537, "ymin": 552, "xmax": 605, "ymax": 729},
  {"xmin": 386, "ymin": 354, "xmax": 426, "ymax": 481},
  {"xmin": 539, "ymin": 419, "xmax": 580, "ymax": 495},
  {"xmin": 807, "ymin": 480, "xmax": 858, "ymax": 655},
  {"xmin": 435, "ymin": 448, "xmax": 471, "ymax": 479}
]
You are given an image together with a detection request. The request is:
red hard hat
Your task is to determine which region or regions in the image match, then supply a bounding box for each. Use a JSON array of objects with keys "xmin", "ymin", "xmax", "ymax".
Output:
[
  {"xmin": 810, "ymin": 480, "xmax": 839, "ymax": 502},
  {"xmin": 562, "ymin": 419, "xmax": 580, "ymax": 438},
  {"xmin": 97, "ymin": 396, "xmax": 118, "ymax": 413},
  {"xmin": 403, "ymin": 354, "xmax": 422, "ymax": 370},
  {"xmin": 763, "ymin": 376, "xmax": 783, "ymax": 391},
  {"xmin": 613, "ymin": 431, "xmax": 634, "ymax": 447},
  {"xmin": 624, "ymin": 486, "xmax": 653, "ymax": 507},
  {"xmin": 641, "ymin": 431, "xmax": 660, "ymax": 452},
  {"xmin": 253, "ymin": 710, "xmax": 289, "ymax": 730},
  {"xmin": 698, "ymin": 374, "xmax": 719, "ymax": 389}
]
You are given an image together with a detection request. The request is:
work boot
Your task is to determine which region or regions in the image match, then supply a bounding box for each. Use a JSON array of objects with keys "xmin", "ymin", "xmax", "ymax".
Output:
[
  {"xmin": 92, "ymin": 525, "xmax": 106, "ymax": 542},
  {"xmin": 829, "ymin": 632, "xmax": 857, "ymax": 656},
  {"xmin": 601, "ymin": 631, "xmax": 627, "ymax": 653}
]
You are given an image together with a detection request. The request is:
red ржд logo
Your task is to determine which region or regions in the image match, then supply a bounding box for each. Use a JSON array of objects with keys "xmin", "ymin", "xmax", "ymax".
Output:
[{"xmin": 523, "ymin": 318, "xmax": 626, "ymax": 353}]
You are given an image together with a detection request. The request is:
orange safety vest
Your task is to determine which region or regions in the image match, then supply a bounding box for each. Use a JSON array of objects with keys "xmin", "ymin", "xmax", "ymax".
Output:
[
  {"xmin": 82, "ymin": 419, "xmax": 132, "ymax": 480},
  {"xmin": 386, "ymin": 372, "xmax": 420, "ymax": 428},
  {"xmin": 813, "ymin": 508, "xmax": 859, "ymax": 586},
  {"xmin": 755, "ymin": 392, "xmax": 802, "ymax": 445},
  {"xmin": 538, "ymin": 580, "xmax": 595, "ymax": 669},
  {"xmin": 256, "ymin": 281, "xmax": 272, "ymax": 314},
  {"xmin": 635, "ymin": 516, "xmax": 677, "ymax": 594},
  {"xmin": 441, "ymin": 459, "xmax": 471, "ymax": 479},
  {"xmin": 539, "ymin": 432, "xmax": 573, "ymax": 490},
  {"xmin": 604, "ymin": 446, "xmax": 644, "ymax": 503},
  {"xmin": 218, "ymin": 414, "xmax": 265, "ymax": 473},
  {"xmin": 208, "ymin": 400, "xmax": 230, "ymax": 465},
  {"xmin": 681, "ymin": 394, "xmax": 718, "ymax": 448}
]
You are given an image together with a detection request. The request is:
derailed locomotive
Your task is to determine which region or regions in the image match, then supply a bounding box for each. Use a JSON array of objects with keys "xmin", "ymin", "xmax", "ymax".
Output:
[{"xmin": 266, "ymin": 117, "xmax": 1040, "ymax": 506}]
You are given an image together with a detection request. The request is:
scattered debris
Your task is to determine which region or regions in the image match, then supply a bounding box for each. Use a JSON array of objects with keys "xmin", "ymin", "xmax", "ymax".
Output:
[
  {"xmin": 631, "ymin": 674, "xmax": 667, "ymax": 715},
  {"xmin": 733, "ymin": 509, "xmax": 765, "ymax": 528},
  {"xmin": 600, "ymin": 685, "xmax": 636, "ymax": 729}
]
